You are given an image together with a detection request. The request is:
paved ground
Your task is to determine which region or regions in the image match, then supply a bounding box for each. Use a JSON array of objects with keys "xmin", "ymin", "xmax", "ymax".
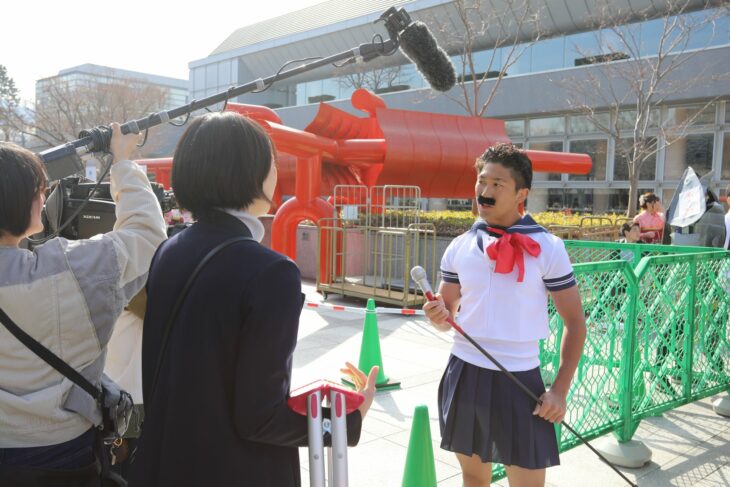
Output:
[{"xmin": 293, "ymin": 281, "xmax": 730, "ymax": 486}]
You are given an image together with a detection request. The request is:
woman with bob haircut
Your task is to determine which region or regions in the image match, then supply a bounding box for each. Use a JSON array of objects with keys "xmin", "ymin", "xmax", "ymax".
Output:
[
  {"xmin": 129, "ymin": 112, "xmax": 378, "ymax": 487},
  {"xmin": 0, "ymin": 125, "xmax": 167, "ymax": 486}
]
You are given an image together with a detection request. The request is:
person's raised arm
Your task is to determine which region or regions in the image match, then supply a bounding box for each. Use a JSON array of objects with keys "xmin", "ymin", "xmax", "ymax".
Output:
[{"xmin": 105, "ymin": 123, "xmax": 167, "ymax": 294}]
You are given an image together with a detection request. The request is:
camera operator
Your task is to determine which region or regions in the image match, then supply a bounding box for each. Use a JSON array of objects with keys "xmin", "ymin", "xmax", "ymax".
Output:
[{"xmin": 0, "ymin": 123, "xmax": 167, "ymax": 486}]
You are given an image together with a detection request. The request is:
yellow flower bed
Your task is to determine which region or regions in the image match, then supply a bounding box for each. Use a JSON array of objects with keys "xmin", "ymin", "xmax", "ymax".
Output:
[{"xmin": 414, "ymin": 211, "xmax": 628, "ymax": 237}]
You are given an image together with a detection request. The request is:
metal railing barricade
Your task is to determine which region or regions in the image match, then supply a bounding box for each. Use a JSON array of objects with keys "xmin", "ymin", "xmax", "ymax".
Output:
[{"xmin": 317, "ymin": 186, "xmax": 436, "ymax": 307}]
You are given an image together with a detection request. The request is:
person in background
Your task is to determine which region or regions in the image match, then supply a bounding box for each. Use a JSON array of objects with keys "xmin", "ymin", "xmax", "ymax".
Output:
[
  {"xmin": 618, "ymin": 222, "xmax": 641, "ymax": 244},
  {"xmin": 634, "ymin": 192, "xmax": 665, "ymax": 244},
  {"xmin": 104, "ymin": 290, "xmax": 148, "ymax": 478}
]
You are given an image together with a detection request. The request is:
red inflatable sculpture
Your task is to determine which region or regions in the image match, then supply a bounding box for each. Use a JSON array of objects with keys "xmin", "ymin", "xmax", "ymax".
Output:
[{"xmin": 139, "ymin": 89, "xmax": 591, "ymax": 281}]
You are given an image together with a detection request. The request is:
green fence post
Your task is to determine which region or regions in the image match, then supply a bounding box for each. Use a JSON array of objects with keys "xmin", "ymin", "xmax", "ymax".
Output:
[
  {"xmin": 616, "ymin": 264, "xmax": 640, "ymax": 443},
  {"xmin": 683, "ymin": 260, "xmax": 697, "ymax": 399}
]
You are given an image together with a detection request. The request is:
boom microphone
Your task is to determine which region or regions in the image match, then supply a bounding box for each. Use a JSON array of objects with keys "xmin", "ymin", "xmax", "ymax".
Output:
[
  {"xmin": 39, "ymin": 6, "xmax": 457, "ymax": 180},
  {"xmin": 409, "ymin": 266, "xmax": 638, "ymax": 487},
  {"xmin": 398, "ymin": 21, "xmax": 456, "ymax": 92}
]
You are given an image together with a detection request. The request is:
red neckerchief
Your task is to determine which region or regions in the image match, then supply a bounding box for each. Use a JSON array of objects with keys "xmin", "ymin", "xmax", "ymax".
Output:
[{"xmin": 485, "ymin": 227, "xmax": 541, "ymax": 282}]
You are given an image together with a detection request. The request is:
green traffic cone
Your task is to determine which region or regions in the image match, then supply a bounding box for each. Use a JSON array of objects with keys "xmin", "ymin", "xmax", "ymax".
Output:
[
  {"xmin": 343, "ymin": 298, "xmax": 400, "ymax": 390},
  {"xmin": 360, "ymin": 299, "xmax": 388, "ymax": 385},
  {"xmin": 402, "ymin": 405, "xmax": 437, "ymax": 487}
]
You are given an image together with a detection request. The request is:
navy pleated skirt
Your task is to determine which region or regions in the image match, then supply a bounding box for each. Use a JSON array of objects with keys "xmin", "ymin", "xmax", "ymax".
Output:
[{"xmin": 438, "ymin": 354, "xmax": 560, "ymax": 469}]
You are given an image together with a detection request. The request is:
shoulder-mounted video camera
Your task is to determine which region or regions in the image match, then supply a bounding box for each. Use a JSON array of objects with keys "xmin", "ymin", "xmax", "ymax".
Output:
[{"xmin": 40, "ymin": 174, "xmax": 176, "ymax": 242}]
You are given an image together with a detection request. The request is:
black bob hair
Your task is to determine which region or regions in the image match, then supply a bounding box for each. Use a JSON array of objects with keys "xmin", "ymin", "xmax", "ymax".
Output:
[{"xmin": 172, "ymin": 112, "xmax": 274, "ymax": 219}]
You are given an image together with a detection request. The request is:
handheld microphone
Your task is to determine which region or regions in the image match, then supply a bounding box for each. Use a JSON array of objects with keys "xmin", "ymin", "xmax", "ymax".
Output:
[
  {"xmin": 398, "ymin": 21, "xmax": 456, "ymax": 92},
  {"xmin": 409, "ymin": 266, "xmax": 638, "ymax": 487},
  {"xmin": 411, "ymin": 266, "xmax": 466, "ymax": 336},
  {"xmin": 410, "ymin": 266, "xmax": 435, "ymax": 301}
]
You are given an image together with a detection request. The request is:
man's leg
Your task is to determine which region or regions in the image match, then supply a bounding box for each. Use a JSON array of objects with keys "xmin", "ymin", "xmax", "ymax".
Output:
[
  {"xmin": 504, "ymin": 465, "xmax": 546, "ymax": 487},
  {"xmin": 456, "ymin": 453, "xmax": 492, "ymax": 487}
]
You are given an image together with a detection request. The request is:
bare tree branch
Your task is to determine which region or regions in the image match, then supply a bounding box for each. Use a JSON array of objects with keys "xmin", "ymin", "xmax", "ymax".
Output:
[
  {"xmin": 434, "ymin": 0, "xmax": 542, "ymax": 117},
  {"xmin": 4, "ymin": 74, "xmax": 169, "ymax": 150},
  {"xmin": 559, "ymin": 0, "xmax": 729, "ymax": 216}
]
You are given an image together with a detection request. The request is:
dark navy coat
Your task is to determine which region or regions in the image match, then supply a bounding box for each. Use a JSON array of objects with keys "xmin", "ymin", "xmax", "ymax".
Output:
[{"xmin": 129, "ymin": 211, "xmax": 361, "ymax": 486}]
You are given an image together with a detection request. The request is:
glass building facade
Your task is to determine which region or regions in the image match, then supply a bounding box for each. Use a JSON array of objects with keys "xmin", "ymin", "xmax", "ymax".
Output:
[
  {"xmin": 191, "ymin": 8, "xmax": 729, "ymax": 110},
  {"xmin": 189, "ymin": 5, "xmax": 729, "ymax": 213},
  {"xmin": 241, "ymin": 8, "xmax": 730, "ymax": 110},
  {"xmin": 507, "ymin": 102, "xmax": 729, "ymax": 213}
]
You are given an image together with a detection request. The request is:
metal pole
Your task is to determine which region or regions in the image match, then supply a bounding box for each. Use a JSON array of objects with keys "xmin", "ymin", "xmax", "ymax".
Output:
[
  {"xmin": 307, "ymin": 390, "xmax": 325, "ymax": 487},
  {"xmin": 330, "ymin": 390, "xmax": 349, "ymax": 487}
]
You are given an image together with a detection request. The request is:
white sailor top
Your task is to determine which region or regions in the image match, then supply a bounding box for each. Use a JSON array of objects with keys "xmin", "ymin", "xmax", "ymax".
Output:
[{"xmin": 440, "ymin": 215, "xmax": 576, "ymax": 371}]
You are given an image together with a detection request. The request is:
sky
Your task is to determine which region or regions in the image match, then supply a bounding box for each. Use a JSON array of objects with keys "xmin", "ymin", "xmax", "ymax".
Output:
[{"xmin": 1, "ymin": 0, "xmax": 325, "ymax": 102}]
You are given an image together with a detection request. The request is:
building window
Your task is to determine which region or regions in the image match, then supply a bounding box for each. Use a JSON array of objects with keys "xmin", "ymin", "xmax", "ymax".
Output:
[
  {"xmin": 613, "ymin": 137, "xmax": 657, "ymax": 181},
  {"xmin": 296, "ymin": 83, "xmax": 307, "ymax": 105},
  {"xmin": 547, "ymin": 188, "xmax": 567, "ymax": 210},
  {"xmin": 529, "ymin": 140, "xmax": 563, "ymax": 181},
  {"xmin": 503, "ymin": 43, "xmax": 532, "ymax": 76},
  {"xmin": 664, "ymin": 133, "xmax": 714, "ymax": 179},
  {"xmin": 530, "ymin": 36, "xmax": 566, "ymax": 72},
  {"xmin": 504, "ymin": 120, "xmax": 524, "ymax": 137},
  {"xmin": 720, "ymin": 132, "xmax": 730, "ymax": 179},
  {"xmin": 684, "ymin": 9, "xmax": 730, "ymax": 51},
  {"xmin": 570, "ymin": 113, "xmax": 610, "ymax": 134},
  {"xmin": 568, "ymin": 139, "xmax": 608, "ymax": 181},
  {"xmin": 205, "ymin": 64, "xmax": 217, "ymax": 88},
  {"xmin": 193, "ymin": 68, "xmax": 205, "ymax": 92},
  {"xmin": 661, "ymin": 188, "xmax": 678, "ymax": 209},
  {"xmin": 610, "ymin": 188, "xmax": 656, "ymax": 213},
  {"xmin": 322, "ymin": 78, "xmax": 341, "ymax": 101},
  {"xmin": 306, "ymin": 80, "xmax": 323, "ymax": 104},
  {"xmin": 617, "ymin": 109, "xmax": 660, "ymax": 130},
  {"xmin": 529, "ymin": 116, "xmax": 564, "ymax": 137},
  {"xmin": 665, "ymin": 104, "xmax": 715, "ymax": 127},
  {"xmin": 219, "ymin": 61, "xmax": 232, "ymax": 88},
  {"xmin": 566, "ymin": 31, "xmax": 601, "ymax": 67},
  {"xmin": 472, "ymin": 49, "xmax": 502, "ymax": 75}
]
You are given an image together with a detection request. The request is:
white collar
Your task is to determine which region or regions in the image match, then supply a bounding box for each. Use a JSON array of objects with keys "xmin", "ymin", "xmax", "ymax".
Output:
[{"xmin": 220, "ymin": 209, "xmax": 265, "ymax": 243}]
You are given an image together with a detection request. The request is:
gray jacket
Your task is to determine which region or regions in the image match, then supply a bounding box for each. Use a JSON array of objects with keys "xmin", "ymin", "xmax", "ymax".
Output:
[{"xmin": 0, "ymin": 160, "xmax": 166, "ymax": 448}]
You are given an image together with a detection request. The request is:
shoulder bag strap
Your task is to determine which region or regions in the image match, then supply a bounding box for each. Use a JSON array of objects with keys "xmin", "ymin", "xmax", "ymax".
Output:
[
  {"xmin": 147, "ymin": 235, "xmax": 255, "ymax": 409},
  {"xmin": 0, "ymin": 307, "xmax": 101, "ymax": 401}
]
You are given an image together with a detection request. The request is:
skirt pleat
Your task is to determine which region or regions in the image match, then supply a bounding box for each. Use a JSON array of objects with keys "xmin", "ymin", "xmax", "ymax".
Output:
[{"xmin": 438, "ymin": 354, "xmax": 560, "ymax": 469}]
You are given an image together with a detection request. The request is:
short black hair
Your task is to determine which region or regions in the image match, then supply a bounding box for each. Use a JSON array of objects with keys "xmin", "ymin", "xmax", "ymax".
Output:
[
  {"xmin": 621, "ymin": 222, "xmax": 640, "ymax": 235},
  {"xmin": 172, "ymin": 112, "xmax": 273, "ymax": 219},
  {"xmin": 0, "ymin": 142, "xmax": 47, "ymax": 237},
  {"xmin": 475, "ymin": 143, "xmax": 532, "ymax": 190}
]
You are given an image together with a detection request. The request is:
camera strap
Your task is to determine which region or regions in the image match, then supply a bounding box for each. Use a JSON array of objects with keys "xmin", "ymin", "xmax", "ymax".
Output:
[
  {"xmin": 147, "ymin": 235, "xmax": 256, "ymax": 411},
  {"xmin": 0, "ymin": 307, "xmax": 101, "ymax": 402}
]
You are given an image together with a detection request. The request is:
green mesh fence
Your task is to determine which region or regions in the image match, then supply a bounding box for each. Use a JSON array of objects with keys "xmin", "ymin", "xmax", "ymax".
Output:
[
  {"xmin": 489, "ymin": 243, "xmax": 729, "ymax": 482},
  {"xmin": 564, "ymin": 240, "xmax": 721, "ymax": 268}
]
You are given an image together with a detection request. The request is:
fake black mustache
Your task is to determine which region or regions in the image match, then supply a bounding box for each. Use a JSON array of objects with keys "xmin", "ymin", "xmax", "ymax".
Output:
[{"xmin": 478, "ymin": 195, "xmax": 496, "ymax": 206}]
